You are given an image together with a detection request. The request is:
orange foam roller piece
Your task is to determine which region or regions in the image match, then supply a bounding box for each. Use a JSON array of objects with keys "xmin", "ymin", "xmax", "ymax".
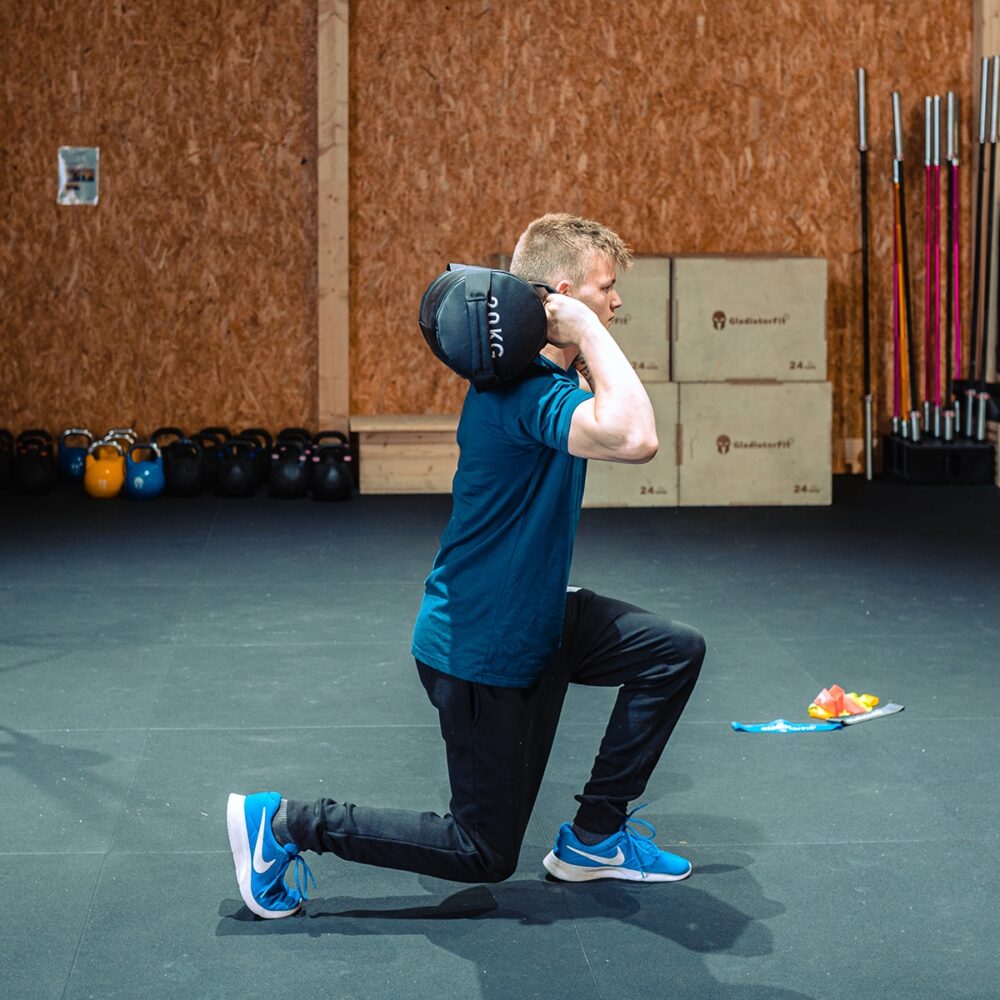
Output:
[
  {"xmin": 809, "ymin": 685, "xmax": 880, "ymax": 720},
  {"xmin": 814, "ymin": 685, "xmax": 845, "ymax": 715}
]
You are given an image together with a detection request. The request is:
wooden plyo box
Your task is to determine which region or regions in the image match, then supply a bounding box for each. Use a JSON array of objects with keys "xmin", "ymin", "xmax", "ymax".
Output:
[
  {"xmin": 610, "ymin": 255, "xmax": 671, "ymax": 383},
  {"xmin": 671, "ymin": 256, "xmax": 828, "ymax": 382},
  {"xmin": 583, "ymin": 382, "xmax": 678, "ymax": 507},
  {"xmin": 350, "ymin": 415, "xmax": 459, "ymax": 494},
  {"xmin": 677, "ymin": 382, "xmax": 832, "ymax": 506}
]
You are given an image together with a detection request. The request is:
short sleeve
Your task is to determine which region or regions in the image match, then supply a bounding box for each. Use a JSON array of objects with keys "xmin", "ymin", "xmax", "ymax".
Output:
[{"xmin": 503, "ymin": 367, "xmax": 593, "ymax": 453}]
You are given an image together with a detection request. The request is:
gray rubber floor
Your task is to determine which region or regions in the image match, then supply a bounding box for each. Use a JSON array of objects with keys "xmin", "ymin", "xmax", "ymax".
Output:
[{"xmin": 2, "ymin": 476, "xmax": 998, "ymax": 1000}]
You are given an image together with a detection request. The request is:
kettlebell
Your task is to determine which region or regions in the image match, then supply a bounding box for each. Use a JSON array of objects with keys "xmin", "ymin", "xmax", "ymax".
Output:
[
  {"xmin": 195, "ymin": 428, "xmax": 228, "ymax": 489},
  {"xmin": 239, "ymin": 427, "xmax": 273, "ymax": 486},
  {"xmin": 163, "ymin": 438, "xmax": 203, "ymax": 497},
  {"xmin": 84, "ymin": 440, "xmax": 126, "ymax": 499},
  {"xmin": 277, "ymin": 427, "xmax": 313, "ymax": 446},
  {"xmin": 102, "ymin": 427, "xmax": 137, "ymax": 458},
  {"xmin": 106, "ymin": 427, "xmax": 137, "ymax": 442},
  {"xmin": 0, "ymin": 429, "xmax": 14, "ymax": 489},
  {"xmin": 58, "ymin": 428, "xmax": 94, "ymax": 484},
  {"xmin": 125, "ymin": 442, "xmax": 166, "ymax": 500},
  {"xmin": 268, "ymin": 438, "xmax": 311, "ymax": 499},
  {"xmin": 151, "ymin": 427, "xmax": 184, "ymax": 450},
  {"xmin": 310, "ymin": 430, "xmax": 353, "ymax": 501},
  {"xmin": 217, "ymin": 437, "xmax": 259, "ymax": 497},
  {"xmin": 14, "ymin": 430, "xmax": 57, "ymax": 495}
]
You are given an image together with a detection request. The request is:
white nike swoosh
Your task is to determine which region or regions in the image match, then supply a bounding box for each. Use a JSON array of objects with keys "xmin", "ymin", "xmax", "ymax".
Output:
[
  {"xmin": 252, "ymin": 807, "xmax": 276, "ymax": 874},
  {"xmin": 567, "ymin": 844, "xmax": 626, "ymax": 866}
]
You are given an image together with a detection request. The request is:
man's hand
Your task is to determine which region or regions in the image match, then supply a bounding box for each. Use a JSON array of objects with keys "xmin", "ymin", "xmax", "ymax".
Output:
[
  {"xmin": 548, "ymin": 296, "xmax": 657, "ymax": 464},
  {"xmin": 543, "ymin": 293, "xmax": 606, "ymax": 350}
]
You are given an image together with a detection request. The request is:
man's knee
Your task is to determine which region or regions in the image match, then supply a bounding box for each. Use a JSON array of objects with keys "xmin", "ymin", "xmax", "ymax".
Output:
[
  {"xmin": 458, "ymin": 842, "xmax": 518, "ymax": 883},
  {"xmin": 647, "ymin": 621, "xmax": 706, "ymax": 682},
  {"xmin": 477, "ymin": 856, "xmax": 518, "ymax": 883},
  {"xmin": 684, "ymin": 627, "xmax": 707, "ymax": 670},
  {"xmin": 649, "ymin": 618, "xmax": 705, "ymax": 661}
]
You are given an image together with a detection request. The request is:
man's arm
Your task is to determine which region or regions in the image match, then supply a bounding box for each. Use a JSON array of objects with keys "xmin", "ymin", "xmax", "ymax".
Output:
[{"xmin": 544, "ymin": 295, "xmax": 657, "ymax": 464}]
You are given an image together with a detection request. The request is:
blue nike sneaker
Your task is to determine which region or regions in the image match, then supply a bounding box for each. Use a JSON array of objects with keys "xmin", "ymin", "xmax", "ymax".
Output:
[
  {"xmin": 543, "ymin": 805, "xmax": 692, "ymax": 882},
  {"xmin": 227, "ymin": 791, "xmax": 315, "ymax": 918}
]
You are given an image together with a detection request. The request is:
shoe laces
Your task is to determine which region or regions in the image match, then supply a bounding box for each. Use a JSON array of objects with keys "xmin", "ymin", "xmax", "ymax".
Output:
[
  {"xmin": 286, "ymin": 845, "xmax": 317, "ymax": 901},
  {"xmin": 622, "ymin": 803, "xmax": 662, "ymax": 864}
]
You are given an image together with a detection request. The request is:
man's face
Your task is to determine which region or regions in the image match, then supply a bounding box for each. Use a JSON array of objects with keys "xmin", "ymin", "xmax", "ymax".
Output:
[{"xmin": 561, "ymin": 254, "xmax": 621, "ymax": 329}]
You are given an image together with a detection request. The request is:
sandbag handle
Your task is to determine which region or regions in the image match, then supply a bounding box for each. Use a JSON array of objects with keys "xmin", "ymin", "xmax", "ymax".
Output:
[{"xmin": 458, "ymin": 265, "xmax": 494, "ymax": 386}]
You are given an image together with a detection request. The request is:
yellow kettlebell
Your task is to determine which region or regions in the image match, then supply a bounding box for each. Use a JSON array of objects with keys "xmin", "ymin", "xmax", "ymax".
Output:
[{"xmin": 84, "ymin": 440, "xmax": 126, "ymax": 498}]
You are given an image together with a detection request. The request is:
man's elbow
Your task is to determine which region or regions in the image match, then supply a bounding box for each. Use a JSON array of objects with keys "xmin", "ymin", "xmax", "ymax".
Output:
[{"xmin": 621, "ymin": 432, "xmax": 658, "ymax": 464}]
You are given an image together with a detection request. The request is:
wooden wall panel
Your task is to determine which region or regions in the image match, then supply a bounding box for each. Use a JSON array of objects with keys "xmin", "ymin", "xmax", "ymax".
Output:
[
  {"xmin": 317, "ymin": 0, "xmax": 350, "ymax": 429},
  {"xmin": 350, "ymin": 0, "xmax": 973, "ymax": 472},
  {"xmin": 0, "ymin": 0, "xmax": 317, "ymax": 436},
  {"xmin": 0, "ymin": 1, "xmax": 977, "ymax": 475}
]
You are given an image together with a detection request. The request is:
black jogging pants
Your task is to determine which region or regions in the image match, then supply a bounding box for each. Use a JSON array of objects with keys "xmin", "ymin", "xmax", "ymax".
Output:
[{"xmin": 285, "ymin": 588, "xmax": 705, "ymax": 883}]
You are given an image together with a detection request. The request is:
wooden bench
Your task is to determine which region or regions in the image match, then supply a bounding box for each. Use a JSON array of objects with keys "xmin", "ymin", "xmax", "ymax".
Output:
[{"xmin": 350, "ymin": 415, "xmax": 459, "ymax": 494}]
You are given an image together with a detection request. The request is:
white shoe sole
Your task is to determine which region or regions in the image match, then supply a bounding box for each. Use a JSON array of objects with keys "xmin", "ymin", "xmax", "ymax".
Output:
[
  {"xmin": 226, "ymin": 793, "xmax": 300, "ymax": 919},
  {"xmin": 542, "ymin": 850, "xmax": 692, "ymax": 883}
]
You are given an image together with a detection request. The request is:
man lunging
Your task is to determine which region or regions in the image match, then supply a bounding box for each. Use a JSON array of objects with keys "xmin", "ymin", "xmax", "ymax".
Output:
[{"xmin": 227, "ymin": 213, "xmax": 705, "ymax": 917}]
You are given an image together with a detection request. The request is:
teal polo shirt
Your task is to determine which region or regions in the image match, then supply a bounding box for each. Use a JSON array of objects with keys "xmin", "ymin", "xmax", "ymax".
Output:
[{"xmin": 411, "ymin": 355, "xmax": 592, "ymax": 687}]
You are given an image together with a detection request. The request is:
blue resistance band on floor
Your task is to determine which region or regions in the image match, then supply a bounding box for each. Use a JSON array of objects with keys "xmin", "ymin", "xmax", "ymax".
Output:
[
  {"xmin": 732, "ymin": 704, "xmax": 905, "ymax": 733},
  {"xmin": 731, "ymin": 718, "xmax": 844, "ymax": 733}
]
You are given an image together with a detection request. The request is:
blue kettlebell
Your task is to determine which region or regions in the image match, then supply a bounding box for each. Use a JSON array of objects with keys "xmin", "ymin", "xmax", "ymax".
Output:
[
  {"xmin": 125, "ymin": 442, "xmax": 165, "ymax": 500},
  {"xmin": 58, "ymin": 428, "xmax": 94, "ymax": 484}
]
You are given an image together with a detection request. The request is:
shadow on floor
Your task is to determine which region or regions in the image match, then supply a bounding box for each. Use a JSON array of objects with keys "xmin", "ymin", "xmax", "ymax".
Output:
[{"xmin": 216, "ymin": 854, "xmax": 818, "ymax": 1000}]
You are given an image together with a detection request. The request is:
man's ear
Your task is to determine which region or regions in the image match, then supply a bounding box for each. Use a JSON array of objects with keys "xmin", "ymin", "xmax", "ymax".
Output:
[{"xmin": 555, "ymin": 279, "xmax": 572, "ymax": 295}]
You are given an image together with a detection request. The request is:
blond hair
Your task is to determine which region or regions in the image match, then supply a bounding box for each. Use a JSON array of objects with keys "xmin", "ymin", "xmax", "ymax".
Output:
[{"xmin": 509, "ymin": 213, "xmax": 632, "ymax": 288}]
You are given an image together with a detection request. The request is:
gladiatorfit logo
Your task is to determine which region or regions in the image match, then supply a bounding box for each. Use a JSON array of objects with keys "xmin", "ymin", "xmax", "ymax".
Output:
[
  {"xmin": 716, "ymin": 434, "xmax": 794, "ymax": 455},
  {"xmin": 710, "ymin": 311, "xmax": 790, "ymax": 330}
]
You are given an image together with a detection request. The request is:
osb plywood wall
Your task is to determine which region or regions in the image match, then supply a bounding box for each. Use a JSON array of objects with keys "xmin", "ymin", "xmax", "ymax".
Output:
[
  {"xmin": 0, "ymin": 1, "xmax": 317, "ymax": 435},
  {"xmin": 350, "ymin": 0, "xmax": 973, "ymax": 473},
  {"xmin": 1, "ymin": 0, "xmax": 975, "ymax": 474}
]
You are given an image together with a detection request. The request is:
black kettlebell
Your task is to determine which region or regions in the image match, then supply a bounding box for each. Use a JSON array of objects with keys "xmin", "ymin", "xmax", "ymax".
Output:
[
  {"xmin": 151, "ymin": 427, "xmax": 184, "ymax": 475},
  {"xmin": 239, "ymin": 427, "xmax": 273, "ymax": 487},
  {"xmin": 151, "ymin": 427, "xmax": 185, "ymax": 449},
  {"xmin": 277, "ymin": 426, "xmax": 313, "ymax": 446},
  {"xmin": 0, "ymin": 429, "xmax": 14, "ymax": 489},
  {"xmin": 217, "ymin": 437, "xmax": 259, "ymax": 497},
  {"xmin": 195, "ymin": 428, "xmax": 228, "ymax": 489},
  {"xmin": 268, "ymin": 438, "xmax": 312, "ymax": 499},
  {"xmin": 163, "ymin": 438, "xmax": 204, "ymax": 497},
  {"xmin": 152, "ymin": 428, "xmax": 192, "ymax": 496},
  {"xmin": 14, "ymin": 429, "xmax": 57, "ymax": 495},
  {"xmin": 310, "ymin": 430, "xmax": 353, "ymax": 501}
]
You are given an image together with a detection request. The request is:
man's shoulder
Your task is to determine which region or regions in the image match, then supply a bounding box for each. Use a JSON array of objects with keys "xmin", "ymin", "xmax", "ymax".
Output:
[
  {"xmin": 463, "ymin": 359, "xmax": 553, "ymax": 413},
  {"xmin": 492, "ymin": 358, "xmax": 576, "ymax": 398}
]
